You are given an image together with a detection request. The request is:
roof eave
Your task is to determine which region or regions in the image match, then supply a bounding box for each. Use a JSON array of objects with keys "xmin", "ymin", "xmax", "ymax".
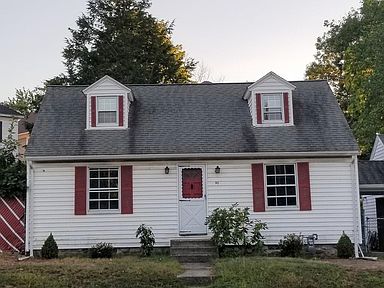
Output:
[{"xmin": 26, "ymin": 150, "xmax": 359, "ymax": 162}]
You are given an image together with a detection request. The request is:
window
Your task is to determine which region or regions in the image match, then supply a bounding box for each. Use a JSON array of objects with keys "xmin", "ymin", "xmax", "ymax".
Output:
[
  {"xmin": 265, "ymin": 164, "xmax": 297, "ymax": 207},
  {"xmin": 89, "ymin": 168, "xmax": 119, "ymax": 210},
  {"xmin": 97, "ymin": 96, "xmax": 118, "ymax": 125},
  {"xmin": 262, "ymin": 93, "xmax": 283, "ymax": 121}
]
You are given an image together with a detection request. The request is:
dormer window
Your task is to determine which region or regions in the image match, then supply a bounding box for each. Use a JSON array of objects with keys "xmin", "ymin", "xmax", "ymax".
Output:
[
  {"xmin": 262, "ymin": 93, "xmax": 283, "ymax": 122},
  {"xmin": 244, "ymin": 72, "xmax": 295, "ymax": 127},
  {"xmin": 97, "ymin": 96, "xmax": 118, "ymax": 125},
  {"xmin": 83, "ymin": 75, "xmax": 134, "ymax": 130}
]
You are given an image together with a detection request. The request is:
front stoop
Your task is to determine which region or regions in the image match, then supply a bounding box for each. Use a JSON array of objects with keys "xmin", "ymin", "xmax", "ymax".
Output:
[
  {"xmin": 171, "ymin": 239, "xmax": 217, "ymax": 285},
  {"xmin": 170, "ymin": 239, "xmax": 217, "ymax": 263}
]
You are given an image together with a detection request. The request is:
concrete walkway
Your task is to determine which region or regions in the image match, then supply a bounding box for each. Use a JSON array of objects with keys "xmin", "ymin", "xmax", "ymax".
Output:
[{"xmin": 177, "ymin": 262, "xmax": 214, "ymax": 286}]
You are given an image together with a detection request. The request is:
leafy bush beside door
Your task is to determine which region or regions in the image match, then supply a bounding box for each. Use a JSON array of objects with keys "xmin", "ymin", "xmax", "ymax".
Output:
[{"xmin": 205, "ymin": 203, "xmax": 267, "ymax": 256}]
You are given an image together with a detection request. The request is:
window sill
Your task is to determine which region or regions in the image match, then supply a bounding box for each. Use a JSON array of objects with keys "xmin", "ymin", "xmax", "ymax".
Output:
[
  {"xmin": 86, "ymin": 126, "xmax": 127, "ymax": 130},
  {"xmin": 87, "ymin": 209, "xmax": 121, "ymax": 215},
  {"xmin": 265, "ymin": 206, "xmax": 300, "ymax": 212}
]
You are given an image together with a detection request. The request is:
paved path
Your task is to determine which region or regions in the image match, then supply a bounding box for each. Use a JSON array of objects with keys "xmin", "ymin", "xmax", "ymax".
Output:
[{"xmin": 177, "ymin": 262, "xmax": 214, "ymax": 286}]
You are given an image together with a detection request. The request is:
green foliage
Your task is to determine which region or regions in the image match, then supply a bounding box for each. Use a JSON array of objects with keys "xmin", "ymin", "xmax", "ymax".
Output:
[
  {"xmin": 41, "ymin": 233, "xmax": 59, "ymax": 259},
  {"xmin": 336, "ymin": 232, "xmax": 354, "ymax": 259},
  {"xmin": 52, "ymin": 0, "xmax": 196, "ymax": 85},
  {"xmin": 205, "ymin": 203, "xmax": 267, "ymax": 256},
  {"xmin": 0, "ymin": 121, "xmax": 26, "ymax": 199},
  {"xmin": 306, "ymin": 0, "xmax": 384, "ymax": 156},
  {"xmin": 279, "ymin": 233, "xmax": 303, "ymax": 257},
  {"xmin": 136, "ymin": 224, "xmax": 155, "ymax": 256},
  {"xmin": 6, "ymin": 87, "xmax": 44, "ymax": 117},
  {"xmin": 89, "ymin": 242, "xmax": 114, "ymax": 258}
]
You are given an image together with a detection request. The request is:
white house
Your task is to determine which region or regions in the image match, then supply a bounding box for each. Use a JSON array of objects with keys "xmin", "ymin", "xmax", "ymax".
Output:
[
  {"xmin": 25, "ymin": 72, "xmax": 361, "ymax": 256},
  {"xmin": 360, "ymin": 134, "xmax": 384, "ymax": 250},
  {"xmin": 0, "ymin": 104, "xmax": 22, "ymax": 145}
]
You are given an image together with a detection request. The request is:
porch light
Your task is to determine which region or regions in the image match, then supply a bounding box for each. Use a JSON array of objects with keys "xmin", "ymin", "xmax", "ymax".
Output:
[
  {"xmin": 165, "ymin": 166, "xmax": 170, "ymax": 174},
  {"xmin": 215, "ymin": 166, "xmax": 221, "ymax": 174}
]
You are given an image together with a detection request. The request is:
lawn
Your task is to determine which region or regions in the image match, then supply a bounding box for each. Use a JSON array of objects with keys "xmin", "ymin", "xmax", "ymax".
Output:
[
  {"xmin": 2, "ymin": 254, "xmax": 384, "ymax": 288},
  {"xmin": 210, "ymin": 257, "xmax": 384, "ymax": 288},
  {"xmin": 0, "ymin": 254, "xmax": 183, "ymax": 288}
]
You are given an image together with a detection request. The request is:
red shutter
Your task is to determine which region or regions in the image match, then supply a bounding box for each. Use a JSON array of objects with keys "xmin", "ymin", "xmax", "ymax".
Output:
[
  {"xmin": 256, "ymin": 93, "xmax": 262, "ymax": 124},
  {"xmin": 75, "ymin": 166, "xmax": 87, "ymax": 215},
  {"xmin": 121, "ymin": 165, "xmax": 133, "ymax": 214},
  {"xmin": 118, "ymin": 95, "xmax": 124, "ymax": 127},
  {"xmin": 297, "ymin": 162, "xmax": 312, "ymax": 211},
  {"xmin": 91, "ymin": 96, "xmax": 96, "ymax": 127},
  {"xmin": 283, "ymin": 92, "xmax": 289, "ymax": 123},
  {"xmin": 252, "ymin": 163, "xmax": 265, "ymax": 212}
]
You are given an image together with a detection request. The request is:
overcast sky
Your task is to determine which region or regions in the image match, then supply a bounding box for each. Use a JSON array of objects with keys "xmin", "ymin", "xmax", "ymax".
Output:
[{"xmin": 0, "ymin": 0, "xmax": 361, "ymax": 102}]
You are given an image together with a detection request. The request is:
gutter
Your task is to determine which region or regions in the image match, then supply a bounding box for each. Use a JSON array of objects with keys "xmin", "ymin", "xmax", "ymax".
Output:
[{"xmin": 26, "ymin": 151, "xmax": 360, "ymax": 162}]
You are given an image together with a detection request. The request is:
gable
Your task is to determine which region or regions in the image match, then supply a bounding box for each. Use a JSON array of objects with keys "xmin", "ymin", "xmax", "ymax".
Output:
[{"xmin": 371, "ymin": 134, "xmax": 384, "ymax": 160}]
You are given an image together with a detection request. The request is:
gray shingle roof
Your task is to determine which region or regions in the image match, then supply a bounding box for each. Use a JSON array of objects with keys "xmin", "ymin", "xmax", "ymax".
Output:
[
  {"xmin": 359, "ymin": 160, "xmax": 384, "ymax": 185},
  {"xmin": 0, "ymin": 104, "xmax": 22, "ymax": 117},
  {"xmin": 27, "ymin": 80, "xmax": 358, "ymax": 158}
]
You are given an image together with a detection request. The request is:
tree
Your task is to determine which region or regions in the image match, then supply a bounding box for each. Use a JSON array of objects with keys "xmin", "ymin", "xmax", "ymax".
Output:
[
  {"xmin": 55, "ymin": 0, "xmax": 196, "ymax": 85},
  {"xmin": 0, "ymin": 121, "xmax": 26, "ymax": 199},
  {"xmin": 6, "ymin": 87, "xmax": 45, "ymax": 117},
  {"xmin": 305, "ymin": 0, "xmax": 384, "ymax": 156}
]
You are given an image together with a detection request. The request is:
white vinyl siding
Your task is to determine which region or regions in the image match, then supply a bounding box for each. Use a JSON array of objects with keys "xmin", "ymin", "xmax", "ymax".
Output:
[
  {"xmin": 362, "ymin": 195, "xmax": 383, "ymax": 233},
  {"xmin": 29, "ymin": 158, "xmax": 358, "ymax": 250},
  {"xmin": 371, "ymin": 138, "xmax": 384, "ymax": 160}
]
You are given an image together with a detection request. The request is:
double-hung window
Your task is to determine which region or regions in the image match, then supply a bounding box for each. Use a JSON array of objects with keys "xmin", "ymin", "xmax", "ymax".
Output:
[
  {"xmin": 97, "ymin": 96, "xmax": 118, "ymax": 125},
  {"xmin": 262, "ymin": 93, "xmax": 283, "ymax": 122},
  {"xmin": 89, "ymin": 168, "xmax": 119, "ymax": 210},
  {"xmin": 266, "ymin": 164, "xmax": 297, "ymax": 207}
]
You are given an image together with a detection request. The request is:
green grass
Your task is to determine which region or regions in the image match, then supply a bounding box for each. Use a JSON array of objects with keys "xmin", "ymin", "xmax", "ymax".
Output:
[
  {"xmin": 209, "ymin": 257, "xmax": 384, "ymax": 288},
  {"xmin": 0, "ymin": 255, "xmax": 183, "ymax": 288},
  {"xmin": 3, "ymin": 255, "xmax": 384, "ymax": 288}
]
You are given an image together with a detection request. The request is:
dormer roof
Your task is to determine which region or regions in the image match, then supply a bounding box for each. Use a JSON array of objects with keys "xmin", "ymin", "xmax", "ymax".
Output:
[{"xmin": 82, "ymin": 75, "xmax": 134, "ymax": 101}]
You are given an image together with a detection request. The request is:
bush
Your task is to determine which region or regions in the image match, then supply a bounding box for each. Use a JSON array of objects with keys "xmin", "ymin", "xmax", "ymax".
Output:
[
  {"xmin": 41, "ymin": 233, "xmax": 59, "ymax": 259},
  {"xmin": 136, "ymin": 224, "xmax": 155, "ymax": 256},
  {"xmin": 336, "ymin": 232, "xmax": 354, "ymax": 258},
  {"xmin": 205, "ymin": 203, "xmax": 267, "ymax": 256},
  {"xmin": 89, "ymin": 242, "xmax": 114, "ymax": 258},
  {"xmin": 279, "ymin": 233, "xmax": 303, "ymax": 257}
]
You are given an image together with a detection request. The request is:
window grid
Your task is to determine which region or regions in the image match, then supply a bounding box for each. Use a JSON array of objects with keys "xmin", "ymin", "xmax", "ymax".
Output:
[
  {"xmin": 97, "ymin": 96, "xmax": 118, "ymax": 124},
  {"xmin": 265, "ymin": 164, "xmax": 297, "ymax": 207},
  {"xmin": 262, "ymin": 93, "xmax": 283, "ymax": 121},
  {"xmin": 89, "ymin": 168, "xmax": 119, "ymax": 210}
]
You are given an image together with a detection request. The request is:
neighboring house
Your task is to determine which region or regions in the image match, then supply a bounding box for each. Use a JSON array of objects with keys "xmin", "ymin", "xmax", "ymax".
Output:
[
  {"xmin": 25, "ymin": 72, "xmax": 361, "ymax": 256},
  {"xmin": 360, "ymin": 134, "xmax": 384, "ymax": 251},
  {"xmin": 18, "ymin": 112, "xmax": 37, "ymax": 159},
  {"xmin": 0, "ymin": 104, "xmax": 23, "ymax": 145}
]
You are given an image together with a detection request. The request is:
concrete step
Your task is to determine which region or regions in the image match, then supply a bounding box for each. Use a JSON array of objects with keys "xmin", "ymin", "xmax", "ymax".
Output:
[
  {"xmin": 170, "ymin": 239, "xmax": 214, "ymax": 248},
  {"xmin": 170, "ymin": 246, "xmax": 217, "ymax": 256},
  {"xmin": 177, "ymin": 263, "xmax": 214, "ymax": 286}
]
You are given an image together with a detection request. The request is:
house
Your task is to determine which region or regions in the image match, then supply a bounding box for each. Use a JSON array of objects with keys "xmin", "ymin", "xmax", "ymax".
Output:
[
  {"xmin": 0, "ymin": 103, "xmax": 22, "ymax": 145},
  {"xmin": 18, "ymin": 112, "xmax": 37, "ymax": 159},
  {"xmin": 360, "ymin": 134, "xmax": 384, "ymax": 251},
  {"xmin": 25, "ymin": 72, "xmax": 361, "ymax": 256}
]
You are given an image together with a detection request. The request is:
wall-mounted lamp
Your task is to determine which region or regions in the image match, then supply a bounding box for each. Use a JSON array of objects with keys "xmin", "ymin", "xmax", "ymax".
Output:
[
  {"xmin": 165, "ymin": 166, "xmax": 170, "ymax": 174},
  {"xmin": 215, "ymin": 166, "xmax": 221, "ymax": 174}
]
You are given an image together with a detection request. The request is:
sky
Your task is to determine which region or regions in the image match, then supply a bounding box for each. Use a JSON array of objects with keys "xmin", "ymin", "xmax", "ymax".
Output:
[{"xmin": 0, "ymin": 0, "xmax": 361, "ymax": 102}]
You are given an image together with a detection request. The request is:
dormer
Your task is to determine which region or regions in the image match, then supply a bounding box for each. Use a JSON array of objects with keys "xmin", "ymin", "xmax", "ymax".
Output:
[
  {"xmin": 83, "ymin": 75, "xmax": 134, "ymax": 130},
  {"xmin": 243, "ymin": 72, "xmax": 296, "ymax": 127}
]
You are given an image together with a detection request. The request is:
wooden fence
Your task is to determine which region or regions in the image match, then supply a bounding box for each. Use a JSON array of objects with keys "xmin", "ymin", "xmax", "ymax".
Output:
[{"xmin": 0, "ymin": 197, "xmax": 25, "ymax": 253}]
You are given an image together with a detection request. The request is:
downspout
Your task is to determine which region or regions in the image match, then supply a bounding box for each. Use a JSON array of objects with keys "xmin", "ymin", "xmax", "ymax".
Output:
[
  {"xmin": 25, "ymin": 161, "xmax": 33, "ymax": 256},
  {"xmin": 352, "ymin": 155, "xmax": 362, "ymax": 257}
]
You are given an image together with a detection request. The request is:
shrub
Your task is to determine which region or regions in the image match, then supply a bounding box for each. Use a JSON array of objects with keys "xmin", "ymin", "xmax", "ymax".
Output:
[
  {"xmin": 41, "ymin": 233, "xmax": 59, "ymax": 259},
  {"xmin": 136, "ymin": 224, "xmax": 155, "ymax": 256},
  {"xmin": 205, "ymin": 203, "xmax": 267, "ymax": 256},
  {"xmin": 89, "ymin": 242, "xmax": 114, "ymax": 258},
  {"xmin": 336, "ymin": 232, "xmax": 354, "ymax": 258},
  {"xmin": 279, "ymin": 233, "xmax": 303, "ymax": 257}
]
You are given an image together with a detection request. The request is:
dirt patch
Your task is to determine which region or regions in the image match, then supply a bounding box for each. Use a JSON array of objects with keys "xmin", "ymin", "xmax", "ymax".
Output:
[{"xmin": 323, "ymin": 258, "xmax": 384, "ymax": 271}]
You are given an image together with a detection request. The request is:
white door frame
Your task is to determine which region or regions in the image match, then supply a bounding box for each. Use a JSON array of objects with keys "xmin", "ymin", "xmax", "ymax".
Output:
[{"xmin": 177, "ymin": 164, "xmax": 208, "ymax": 235}]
